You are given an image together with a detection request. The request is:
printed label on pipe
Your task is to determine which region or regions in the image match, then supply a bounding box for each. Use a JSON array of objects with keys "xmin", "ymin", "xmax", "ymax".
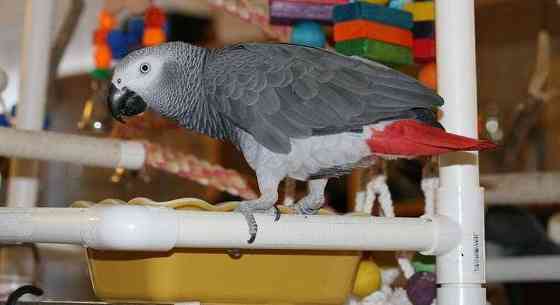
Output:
[{"xmin": 473, "ymin": 232, "xmax": 481, "ymax": 272}]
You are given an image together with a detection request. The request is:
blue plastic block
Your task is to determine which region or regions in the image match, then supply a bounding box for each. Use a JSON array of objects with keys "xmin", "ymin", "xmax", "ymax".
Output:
[
  {"xmin": 333, "ymin": 2, "xmax": 413, "ymax": 29},
  {"xmin": 0, "ymin": 114, "xmax": 10, "ymax": 127},
  {"xmin": 127, "ymin": 18, "xmax": 144, "ymax": 47},
  {"xmin": 164, "ymin": 20, "xmax": 171, "ymax": 40},
  {"xmin": 128, "ymin": 18, "xmax": 144, "ymax": 36},
  {"xmin": 108, "ymin": 30, "xmax": 128, "ymax": 59},
  {"xmin": 388, "ymin": 0, "xmax": 412, "ymax": 9},
  {"xmin": 291, "ymin": 21, "xmax": 326, "ymax": 48}
]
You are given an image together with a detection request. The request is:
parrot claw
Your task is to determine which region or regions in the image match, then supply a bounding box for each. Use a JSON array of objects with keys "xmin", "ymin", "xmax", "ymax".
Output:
[
  {"xmin": 292, "ymin": 203, "xmax": 320, "ymax": 216},
  {"xmin": 235, "ymin": 202, "xmax": 280, "ymax": 244},
  {"xmin": 272, "ymin": 206, "xmax": 281, "ymax": 222}
]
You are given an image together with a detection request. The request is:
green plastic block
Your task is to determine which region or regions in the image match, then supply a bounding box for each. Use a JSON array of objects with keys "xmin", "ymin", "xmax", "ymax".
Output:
[
  {"xmin": 335, "ymin": 39, "xmax": 413, "ymax": 65},
  {"xmin": 90, "ymin": 68, "xmax": 111, "ymax": 80},
  {"xmin": 412, "ymin": 261, "xmax": 435, "ymax": 273},
  {"xmin": 412, "ymin": 253, "xmax": 436, "ymax": 273}
]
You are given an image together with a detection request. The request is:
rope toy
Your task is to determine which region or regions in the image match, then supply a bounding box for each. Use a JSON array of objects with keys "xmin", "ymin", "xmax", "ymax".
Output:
[
  {"xmin": 208, "ymin": 0, "xmax": 292, "ymax": 42},
  {"xmin": 350, "ymin": 160, "xmax": 443, "ymax": 305},
  {"xmin": 144, "ymin": 142, "xmax": 258, "ymax": 200},
  {"xmin": 346, "ymin": 268, "xmax": 412, "ymax": 305}
]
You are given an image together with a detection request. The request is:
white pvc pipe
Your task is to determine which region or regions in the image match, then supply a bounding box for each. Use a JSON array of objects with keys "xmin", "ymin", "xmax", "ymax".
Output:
[
  {"xmin": 15, "ymin": 0, "xmax": 55, "ymax": 132},
  {"xmin": 0, "ymin": 127, "xmax": 145, "ymax": 170},
  {"xmin": 487, "ymin": 256, "xmax": 560, "ymax": 282},
  {"xmin": 436, "ymin": 1, "xmax": 486, "ymax": 305},
  {"xmin": 0, "ymin": 206, "xmax": 461, "ymax": 252},
  {"xmin": 7, "ymin": 0, "xmax": 57, "ymax": 208}
]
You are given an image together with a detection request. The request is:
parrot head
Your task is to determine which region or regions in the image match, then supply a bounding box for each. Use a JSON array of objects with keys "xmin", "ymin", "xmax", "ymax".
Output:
[
  {"xmin": 107, "ymin": 42, "xmax": 203, "ymax": 123},
  {"xmin": 107, "ymin": 48, "xmax": 162, "ymax": 123}
]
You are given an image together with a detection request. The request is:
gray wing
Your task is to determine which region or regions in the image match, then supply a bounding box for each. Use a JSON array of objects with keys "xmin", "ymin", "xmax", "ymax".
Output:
[{"xmin": 203, "ymin": 43, "xmax": 444, "ymax": 154}]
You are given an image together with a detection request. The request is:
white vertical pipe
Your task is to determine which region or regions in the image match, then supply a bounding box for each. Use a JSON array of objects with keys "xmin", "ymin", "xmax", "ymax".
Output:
[
  {"xmin": 7, "ymin": 0, "xmax": 56, "ymax": 208},
  {"xmin": 435, "ymin": 1, "xmax": 486, "ymax": 305}
]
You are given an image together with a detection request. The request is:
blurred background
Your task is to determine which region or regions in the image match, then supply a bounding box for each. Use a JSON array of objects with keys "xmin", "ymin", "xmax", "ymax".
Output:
[{"xmin": 1, "ymin": 1, "xmax": 560, "ymax": 305}]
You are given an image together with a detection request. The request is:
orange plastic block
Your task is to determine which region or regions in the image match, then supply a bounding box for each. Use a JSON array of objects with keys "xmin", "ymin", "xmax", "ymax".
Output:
[
  {"xmin": 93, "ymin": 29, "xmax": 109, "ymax": 45},
  {"xmin": 143, "ymin": 27, "xmax": 166, "ymax": 46},
  {"xmin": 98, "ymin": 9, "xmax": 117, "ymax": 29},
  {"xmin": 418, "ymin": 62, "xmax": 437, "ymax": 90},
  {"xmin": 94, "ymin": 44, "xmax": 112, "ymax": 69},
  {"xmin": 334, "ymin": 20, "xmax": 413, "ymax": 48}
]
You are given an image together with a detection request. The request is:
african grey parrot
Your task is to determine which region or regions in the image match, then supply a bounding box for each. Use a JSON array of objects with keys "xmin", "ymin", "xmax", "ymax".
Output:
[{"xmin": 107, "ymin": 41, "xmax": 495, "ymax": 243}]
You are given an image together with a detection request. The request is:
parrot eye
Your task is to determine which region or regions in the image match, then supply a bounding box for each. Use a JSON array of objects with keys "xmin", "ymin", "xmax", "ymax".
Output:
[{"xmin": 139, "ymin": 63, "xmax": 151, "ymax": 74}]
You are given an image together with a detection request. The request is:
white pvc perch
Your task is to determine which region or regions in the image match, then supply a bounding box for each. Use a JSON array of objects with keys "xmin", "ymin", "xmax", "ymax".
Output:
[
  {"xmin": 0, "ymin": 205, "xmax": 460, "ymax": 252},
  {"xmin": 0, "ymin": 127, "xmax": 145, "ymax": 170}
]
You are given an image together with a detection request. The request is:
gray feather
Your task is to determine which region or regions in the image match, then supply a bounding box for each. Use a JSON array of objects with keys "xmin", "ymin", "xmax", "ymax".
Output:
[{"xmin": 203, "ymin": 43, "xmax": 444, "ymax": 154}]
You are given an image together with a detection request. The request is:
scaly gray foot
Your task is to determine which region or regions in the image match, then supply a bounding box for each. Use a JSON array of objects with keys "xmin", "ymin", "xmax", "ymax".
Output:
[
  {"xmin": 292, "ymin": 179, "xmax": 327, "ymax": 216},
  {"xmin": 235, "ymin": 203, "xmax": 280, "ymax": 243}
]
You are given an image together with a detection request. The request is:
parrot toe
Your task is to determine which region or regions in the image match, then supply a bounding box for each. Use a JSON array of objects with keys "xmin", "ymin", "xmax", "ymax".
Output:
[
  {"xmin": 235, "ymin": 202, "xmax": 280, "ymax": 243},
  {"xmin": 292, "ymin": 203, "xmax": 320, "ymax": 216}
]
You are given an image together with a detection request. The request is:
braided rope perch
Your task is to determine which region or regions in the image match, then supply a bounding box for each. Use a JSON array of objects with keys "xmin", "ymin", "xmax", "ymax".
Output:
[{"xmin": 144, "ymin": 142, "xmax": 258, "ymax": 200}]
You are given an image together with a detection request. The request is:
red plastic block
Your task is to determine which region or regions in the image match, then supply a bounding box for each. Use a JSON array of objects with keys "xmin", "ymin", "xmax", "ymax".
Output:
[{"xmin": 413, "ymin": 38, "xmax": 435, "ymax": 63}]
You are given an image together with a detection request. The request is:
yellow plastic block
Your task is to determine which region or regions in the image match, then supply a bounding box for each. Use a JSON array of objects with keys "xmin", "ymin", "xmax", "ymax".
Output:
[
  {"xmin": 404, "ymin": 2, "xmax": 434, "ymax": 21},
  {"xmin": 360, "ymin": 0, "xmax": 389, "ymax": 4}
]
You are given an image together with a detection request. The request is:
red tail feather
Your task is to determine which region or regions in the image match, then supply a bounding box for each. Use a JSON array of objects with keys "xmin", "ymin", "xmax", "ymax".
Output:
[{"xmin": 367, "ymin": 120, "xmax": 497, "ymax": 156}]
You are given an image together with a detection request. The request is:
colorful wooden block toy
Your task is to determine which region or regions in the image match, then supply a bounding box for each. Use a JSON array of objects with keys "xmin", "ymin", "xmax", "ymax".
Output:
[
  {"xmin": 335, "ymin": 39, "xmax": 413, "ymax": 65},
  {"xmin": 269, "ymin": 0, "xmax": 338, "ymax": 25},
  {"xmin": 333, "ymin": 2, "xmax": 413, "ymax": 29},
  {"xmin": 404, "ymin": 1, "xmax": 434, "ymax": 22},
  {"xmin": 334, "ymin": 19, "xmax": 413, "ymax": 48}
]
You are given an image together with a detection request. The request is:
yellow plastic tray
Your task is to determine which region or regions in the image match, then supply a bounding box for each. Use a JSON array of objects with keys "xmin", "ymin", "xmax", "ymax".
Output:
[
  {"xmin": 81, "ymin": 198, "xmax": 363, "ymax": 304},
  {"xmin": 87, "ymin": 248, "xmax": 361, "ymax": 304}
]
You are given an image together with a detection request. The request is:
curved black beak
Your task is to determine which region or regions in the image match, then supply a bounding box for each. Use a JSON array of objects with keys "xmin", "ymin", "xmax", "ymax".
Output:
[{"xmin": 107, "ymin": 84, "xmax": 147, "ymax": 123}]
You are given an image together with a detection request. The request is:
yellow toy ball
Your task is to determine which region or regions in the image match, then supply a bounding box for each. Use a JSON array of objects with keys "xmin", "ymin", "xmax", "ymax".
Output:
[{"xmin": 352, "ymin": 260, "xmax": 382, "ymax": 298}]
